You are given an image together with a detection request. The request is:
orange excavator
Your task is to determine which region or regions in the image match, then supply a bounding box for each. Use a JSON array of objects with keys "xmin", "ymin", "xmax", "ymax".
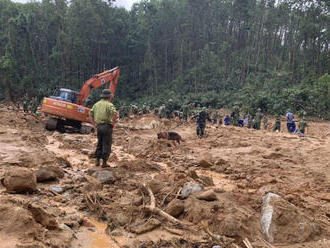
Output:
[{"xmin": 41, "ymin": 67, "xmax": 120, "ymax": 132}]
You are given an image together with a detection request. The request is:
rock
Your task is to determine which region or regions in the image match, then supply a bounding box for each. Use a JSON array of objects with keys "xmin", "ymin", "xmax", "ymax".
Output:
[
  {"xmin": 130, "ymin": 218, "xmax": 161, "ymax": 234},
  {"xmin": 50, "ymin": 185, "xmax": 64, "ymax": 194},
  {"xmin": 199, "ymin": 175, "xmax": 214, "ymax": 186},
  {"xmin": 28, "ymin": 203, "xmax": 58, "ymax": 230},
  {"xmin": 35, "ymin": 166, "xmax": 64, "ymax": 182},
  {"xmin": 198, "ymin": 159, "xmax": 213, "ymax": 168},
  {"xmin": 91, "ymin": 170, "xmax": 115, "ymax": 184},
  {"xmin": 1, "ymin": 167, "xmax": 37, "ymax": 193},
  {"xmin": 196, "ymin": 190, "xmax": 217, "ymax": 201},
  {"xmin": 81, "ymin": 218, "xmax": 95, "ymax": 228},
  {"xmin": 148, "ymin": 179, "xmax": 163, "ymax": 194},
  {"xmin": 180, "ymin": 183, "xmax": 203, "ymax": 199},
  {"xmin": 188, "ymin": 169, "xmax": 199, "ymax": 180},
  {"xmin": 165, "ymin": 199, "xmax": 185, "ymax": 217},
  {"xmin": 116, "ymin": 213, "xmax": 129, "ymax": 226},
  {"xmin": 57, "ymin": 157, "xmax": 72, "ymax": 168},
  {"xmin": 60, "ymin": 223, "xmax": 72, "ymax": 231},
  {"xmin": 261, "ymin": 192, "xmax": 321, "ymax": 243},
  {"xmin": 215, "ymin": 159, "xmax": 227, "ymax": 166},
  {"xmin": 84, "ymin": 175, "xmax": 103, "ymax": 191}
]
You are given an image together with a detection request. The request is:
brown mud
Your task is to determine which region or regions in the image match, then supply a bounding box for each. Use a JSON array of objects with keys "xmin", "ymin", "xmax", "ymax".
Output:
[{"xmin": 0, "ymin": 105, "xmax": 330, "ymax": 247}]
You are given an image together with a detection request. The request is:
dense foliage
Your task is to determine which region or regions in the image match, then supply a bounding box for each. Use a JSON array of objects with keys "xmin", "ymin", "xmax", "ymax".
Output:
[{"xmin": 0, "ymin": 0, "xmax": 329, "ymax": 117}]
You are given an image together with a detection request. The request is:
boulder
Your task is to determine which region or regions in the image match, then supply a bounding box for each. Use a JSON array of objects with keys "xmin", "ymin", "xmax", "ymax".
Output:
[
  {"xmin": 1, "ymin": 167, "xmax": 37, "ymax": 193},
  {"xmin": 165, "ymin": 199, "xmax": 185, "ymax": 217},
  {"xmin": 196, "ymin": 190, "xmax": 217, "ymax": 201},
  {"xmin": 261, "ymin": 192, "xmax": 321, "ymax": 243},
  {"xmin": 180, "ymin": 183, "xmax": 204, "ymax": 199},
  {"xmin": 35, "ymin": 166, "xmax": 64, "ymax": 182},
  {"xmin": 91, "ymin": 170, "xmax": 115, "ymax": 184},
  {"xmin": 198, "ymin": 159, "xmax": 213, "ymax": 168}
]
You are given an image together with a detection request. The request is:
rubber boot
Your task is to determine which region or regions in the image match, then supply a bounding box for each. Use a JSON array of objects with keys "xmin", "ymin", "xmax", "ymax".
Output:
[{"xmin": 95, "ymin": 158, "xmax": 100, "ymax": 167}]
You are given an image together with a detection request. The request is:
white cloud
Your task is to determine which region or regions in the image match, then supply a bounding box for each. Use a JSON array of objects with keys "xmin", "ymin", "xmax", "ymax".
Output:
[{"xmin": 113, "ymin": 0, "xmax": 140, "ymax": 9}]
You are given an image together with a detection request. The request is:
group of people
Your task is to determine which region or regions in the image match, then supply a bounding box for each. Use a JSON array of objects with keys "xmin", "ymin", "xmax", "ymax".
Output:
[
  {"xmin": 118, "ymin": 101, "xmax": 309, "ymax": 138},
  {"xmin": 91, "ymin": 92, "xmax": 311, "ymax": 167},
  {"xmin": 20, "ymin": 95, "xmax": 40, "ymax": 115}
]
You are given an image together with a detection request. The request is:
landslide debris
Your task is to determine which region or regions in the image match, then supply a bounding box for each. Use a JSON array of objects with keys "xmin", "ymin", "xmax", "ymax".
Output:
[{"xmin": 0, "ymin": 106, "xmax": 330, "ymax": 248}]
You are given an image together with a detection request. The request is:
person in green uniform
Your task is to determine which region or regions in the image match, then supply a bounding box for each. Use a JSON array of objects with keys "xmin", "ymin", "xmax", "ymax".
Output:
[
  {"xmin": 263, "ymin": 116, "xmax": 269, "ymax": 130},
  {"xmin": 182, "ymin": 104, "xmax": 190, "ymax": 122},
  {"xmin": 273, "ymin": 115, "xmax": 281, "ymax": 132},
  {"xmin": 165, "ymin": 99, "xmax": 174, "ymax": 119},
  {"xmin": 22, "ymin": 94, "xmax": 29, "ymax": 112},
  {"xmin": 90, "ymin": 89, "xmax": 118, "ymax": 167},
  {"xmin": 230, "ymin": 105, "xmax": 240, "ymax": 126},
  {"xmin": 298, "ymin": 116, "xmax": 308, "ymax": 135},
  {"xmin": 253, "ymin": 108, "xmax": 263, "ymax": 130},
  {"xmin": 30, "ymin": 97, "xmax": 39, "ymax": 115}
]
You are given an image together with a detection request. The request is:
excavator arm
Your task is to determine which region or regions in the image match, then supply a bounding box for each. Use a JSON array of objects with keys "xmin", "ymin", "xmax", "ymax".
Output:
[{"xmin": 78, "ymin": 67, "xmax": 120, "ymax": 105}]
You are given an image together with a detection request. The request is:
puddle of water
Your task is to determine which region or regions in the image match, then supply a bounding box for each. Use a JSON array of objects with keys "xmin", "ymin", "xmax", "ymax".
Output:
[{"xmin": 72, "ymin": 218, "xmax": 124, "ymax": 248}]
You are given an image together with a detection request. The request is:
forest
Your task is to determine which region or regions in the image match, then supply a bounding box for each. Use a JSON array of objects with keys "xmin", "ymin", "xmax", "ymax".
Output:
[{"xmin": 0, "ymin": 0, "xmax": 329, "ymax": 117}]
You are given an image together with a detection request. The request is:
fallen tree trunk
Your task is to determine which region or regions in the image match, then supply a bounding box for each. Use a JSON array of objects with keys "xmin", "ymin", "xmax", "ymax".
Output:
[{"xmin": 142, "ymin": 183, "xmax": 188, "ymax": 226}]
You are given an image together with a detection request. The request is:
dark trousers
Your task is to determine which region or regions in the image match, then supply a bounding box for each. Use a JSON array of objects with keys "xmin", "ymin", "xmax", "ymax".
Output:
[
  {"xmin": 95, "ymin": 124, "xmax": 113, "ymax": 161},
  {"xmin": 197, "ymin": 123, "xmax": 205, "ymax": 137}
]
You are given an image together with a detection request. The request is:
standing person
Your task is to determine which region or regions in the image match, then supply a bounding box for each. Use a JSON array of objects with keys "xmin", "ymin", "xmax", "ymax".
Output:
[
  {"xmin": 230, "ymin": 105, "xmax": 240, "ymax": 126},
  {"xmin": 298, "ymin": 116, "xmax": 308, "ymax": 135},
  {"xmin": 253, "ymin": 108, "xmax": 263, "ymax": 130},
  {"xmin": 182, "ymin": 104, "xmax": 190, "ymax": 122},
  {"xmin": 273, "ymin": 114, "xmax": 281, "ymax": 132},
  {"xmin": 224, "ymin": 115, "xmax": 230, "ymax": 126},
  {"xmin": 90, "ymin": 89, "xmax": 118, "ymax": 167},
  {"xmin": 166, "ymin": 99, "xmax": 174, "ymax": 119},
  {"xmin": 196, "ymin": 107, "xmax": 209, "ymax": 137},
  {"xmin": 22, "ymin": 94, "xmax": 29, "ymax": 112},
  {"xmin": 243, "ymin": 115, "xmax": 249, "ymax": 127},
  {"xmin": 263, "ymin": 116, "xmax": 269, "ymax": 130},
  {"xmin": 286, "ymin": 109, "xmax": 295, "ymax": 133},
  {"xmin": 30, "ymin": 97, "xmax": 39, "ymax": 115}
]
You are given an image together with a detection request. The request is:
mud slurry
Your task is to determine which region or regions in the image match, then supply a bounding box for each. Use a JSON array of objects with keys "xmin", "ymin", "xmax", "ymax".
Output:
[{"xmin": 0, "ymin": 105, "xmax": 330, "ymax": 248}]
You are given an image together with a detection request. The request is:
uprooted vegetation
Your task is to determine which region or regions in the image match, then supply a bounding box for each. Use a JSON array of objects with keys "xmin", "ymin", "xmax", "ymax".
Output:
[{"xmin": 0, "ymin": 105, "xmax": 330, "ymax": 248}]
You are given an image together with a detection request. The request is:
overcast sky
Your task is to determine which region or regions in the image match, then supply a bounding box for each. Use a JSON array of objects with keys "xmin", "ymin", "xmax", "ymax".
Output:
[
  {"xmin": 12, "ymin": 0, "xmax": 140, "ymax": 9},
  {"xmin": 113, "ymin": 0, "xmax": 140, "ymax": 9}
]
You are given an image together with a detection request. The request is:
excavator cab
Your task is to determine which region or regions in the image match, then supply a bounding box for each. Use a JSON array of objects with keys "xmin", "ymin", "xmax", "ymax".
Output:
[{"xmin": 50, "ymin": 88, "xmax": 79, "ymax": 104}]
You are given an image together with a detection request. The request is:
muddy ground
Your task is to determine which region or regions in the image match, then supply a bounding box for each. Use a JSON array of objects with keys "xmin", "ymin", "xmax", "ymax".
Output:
[{"xmin": 0, "ymin": 104, "xmax": 330, "ymax": 248}]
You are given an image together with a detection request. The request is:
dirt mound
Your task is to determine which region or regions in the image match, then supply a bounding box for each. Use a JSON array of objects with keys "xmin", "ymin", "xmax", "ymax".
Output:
[{"xmin": 0, "ymin": 195, "xmax": 73, "ymax": 248}]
